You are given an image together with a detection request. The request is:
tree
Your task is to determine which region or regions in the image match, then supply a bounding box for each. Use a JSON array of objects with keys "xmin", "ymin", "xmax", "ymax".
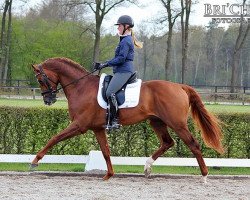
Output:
[
  {"xmin": 230, "ymin": 0, "xmax": 250, "ymax": 92},
  {"xmin": 204, "ymin": 22, "xmax": 224, "ymax": 85},
  {"xmin": 67, "ymin": 0, "xmax": 135, "ymax": 62},
  {"xmin": 180, "ymin": 0, "xmax": 191, "ymax": 84},
  {"xmin": 38, "ymin": 0, "xmax": 87, "ymax": 21},
  {"xmin": 159, "ymin": 0, "xmax": 181, "ymax": 80},
  {"xmin": 135, "ymin": 22, "xmax": 151, "ymax": 80},
  {"xmin": 188, "ymin": 26, "xmax": 206, "ymax": 85},
  {"xmin": 9, "ymin": 14, "xmax": 95, "ymax": 81},
  {"xmin": 0, "ymin": 0, "xmax": 13, "ymax": 84}
]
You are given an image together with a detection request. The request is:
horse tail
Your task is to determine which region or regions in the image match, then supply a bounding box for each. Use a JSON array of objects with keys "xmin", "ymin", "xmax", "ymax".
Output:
[{"xmin": 182, "ymin": 85, "xmax": 224, "ymax": 154}]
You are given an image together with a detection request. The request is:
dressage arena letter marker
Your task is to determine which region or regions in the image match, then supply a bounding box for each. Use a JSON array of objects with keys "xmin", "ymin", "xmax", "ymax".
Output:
[{"xmin": 85, "ymin": 150, "xmax": 107, "ymax": 171}]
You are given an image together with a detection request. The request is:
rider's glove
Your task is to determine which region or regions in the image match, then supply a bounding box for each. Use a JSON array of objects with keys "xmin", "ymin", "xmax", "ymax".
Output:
[
  {"xmin": 93, "ymin": 62, "xmax": 109, "ymax": 70},
  {"xmin": 100, "ymin": 62, "xmax": 109, "ymax": 69}
]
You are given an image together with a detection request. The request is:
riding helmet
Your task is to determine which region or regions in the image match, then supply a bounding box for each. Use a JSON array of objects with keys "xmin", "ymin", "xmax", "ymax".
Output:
[{"xmin": 115, "ymin": 15, "xmax": 134, "ymax": 28}]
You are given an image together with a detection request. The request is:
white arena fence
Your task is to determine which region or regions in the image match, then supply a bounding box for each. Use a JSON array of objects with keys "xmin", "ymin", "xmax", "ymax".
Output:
[{"xmin": 0, "ymin": 151, "xmax": 249, "ymax": 171}]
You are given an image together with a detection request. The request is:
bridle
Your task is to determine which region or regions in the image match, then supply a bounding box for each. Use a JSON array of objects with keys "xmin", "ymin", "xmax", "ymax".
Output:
[
  {"xmin": 36, "ymin": 65, "xmax": 57, "ymax": 95},
  {"xmin": 35, "ymin": 64, "xmax": 98, "ymax": 105}
]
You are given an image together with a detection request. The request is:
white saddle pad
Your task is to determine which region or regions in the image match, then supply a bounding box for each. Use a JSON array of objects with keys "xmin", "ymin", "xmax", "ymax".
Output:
[{"xmin": 97, "ymin": 73, "xmax": 142, "ymax": 109}]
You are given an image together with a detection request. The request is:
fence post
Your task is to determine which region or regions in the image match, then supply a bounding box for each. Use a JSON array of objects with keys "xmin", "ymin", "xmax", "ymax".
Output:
[
  {"xmin": 32, "ymin": 89, "xmax": 36, "ymax": 99},
  {"xmin": 242, "ymin": 87, "xmax": 246, "ymax": 105},
  {"xmin": 214, "ymin": 86, "xmax": 218, "ymax": 103},
  {"xmin": 17, "ymin": 80, "xmax": 20, "ymax": 95}
]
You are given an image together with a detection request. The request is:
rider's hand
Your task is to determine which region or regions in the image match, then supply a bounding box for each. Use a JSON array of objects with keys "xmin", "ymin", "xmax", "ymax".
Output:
[
  {"xmin": 100, "ymin": 62, "xmax": 109, "ymax": 69},
  {"xmin": 93, "ymin": 62, "xmax": 108, "ymax": 70}
]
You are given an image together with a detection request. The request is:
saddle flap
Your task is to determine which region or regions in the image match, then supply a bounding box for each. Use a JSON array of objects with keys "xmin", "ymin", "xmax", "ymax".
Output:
[
  {"xmin": 102, "ymin": 75, "xmax": 112, "ymax": 102},
  {"xmin": 127, "ymin": 72, "xmax": 137, "ymax": 84},
  {"xmin": 101, "ymin": 72, "xmax": 137, "ymax": 105},
  {"xmin": 97, "ymin": 73, "xmax": 142, "ymax": 109}
]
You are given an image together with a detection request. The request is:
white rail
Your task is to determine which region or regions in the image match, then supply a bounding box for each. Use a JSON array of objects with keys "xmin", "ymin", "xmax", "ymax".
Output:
[{"xmin": 0, "ymin": 152, "xmax": 249, "ymax": 168}]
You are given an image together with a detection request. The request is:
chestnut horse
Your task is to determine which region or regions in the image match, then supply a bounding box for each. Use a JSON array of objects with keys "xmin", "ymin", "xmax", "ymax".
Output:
[{"xmin": 31, "ymin": 57, "xmax": 224, "ymax": 180}]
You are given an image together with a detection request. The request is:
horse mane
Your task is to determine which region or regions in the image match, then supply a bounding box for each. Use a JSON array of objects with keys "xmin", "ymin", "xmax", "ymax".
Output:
[{"xmin": 42, "ymin": 57, "xmax": 87, "ymax": 73}]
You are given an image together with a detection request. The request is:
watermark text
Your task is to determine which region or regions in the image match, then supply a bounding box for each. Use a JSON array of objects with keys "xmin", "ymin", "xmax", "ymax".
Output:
[{"xmin": 204, "ymin": 3, "xmax": 250, "ymax": 24}]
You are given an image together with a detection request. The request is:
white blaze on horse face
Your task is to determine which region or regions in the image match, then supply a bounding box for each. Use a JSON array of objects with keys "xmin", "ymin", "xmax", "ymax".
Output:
[{"xmin": 144, "ymin": 156, "xmax": 155, "ymax": 178}]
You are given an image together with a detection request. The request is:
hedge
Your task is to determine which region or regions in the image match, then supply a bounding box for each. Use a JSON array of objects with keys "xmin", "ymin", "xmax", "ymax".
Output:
[{"xmin": 0, "ymin": 106, "xmax": 249, "ymax": 158}]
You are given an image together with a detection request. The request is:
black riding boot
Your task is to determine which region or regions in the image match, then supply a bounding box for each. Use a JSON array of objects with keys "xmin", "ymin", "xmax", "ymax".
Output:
[{"xmin": 106, "ymin": 93, "xmax": 121, "ymax": 130}]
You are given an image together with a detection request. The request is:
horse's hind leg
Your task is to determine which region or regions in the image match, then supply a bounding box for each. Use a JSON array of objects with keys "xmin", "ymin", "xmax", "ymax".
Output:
[
  {"xmin": 144, "ymin": 118, "xmax": 174, "ymax": 177},
  {"xmin": 174, "ymin": 125, "xmax": 208, "ymax": 177},
  {"xmin": 31, "ymin": 122, "xmax": 82, "ymax": 168}
]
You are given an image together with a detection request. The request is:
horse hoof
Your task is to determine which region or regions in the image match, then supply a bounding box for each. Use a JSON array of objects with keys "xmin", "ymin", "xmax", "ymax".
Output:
[
  {"xmin": 102, "ymin": 173, "xmax": 113, "ymax": 181},
  {"xmin": 102, "ymin": 175, "xmax": 110, "ymax": 181},
  {"xmin": 202, "ymin": 175, "xmax": 208, "ymax": 184},
  {"xmin": 29, "ymin": 163, "xmax": 38, "ymax": 171},
  {"xmin": 144, "ymin": 168, "xmax": 151, "ymax": 178}
]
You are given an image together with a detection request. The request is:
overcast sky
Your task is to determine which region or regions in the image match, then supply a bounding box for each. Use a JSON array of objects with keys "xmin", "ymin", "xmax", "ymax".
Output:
[{"xmin": 11, "ymin": 0, "xmax": 241, "ymax": 33}]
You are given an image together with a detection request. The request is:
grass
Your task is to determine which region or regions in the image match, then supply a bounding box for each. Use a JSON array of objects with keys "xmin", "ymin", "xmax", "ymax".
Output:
[
  {"xmin": 0, "ymin": 98, "xmax": 67, "ymax": 108},
  {"xmin": 0, "ymin": 98, "xmax": 249, "ymax": 113},
  {"xmin": 0, "ymin": 163, "xmax": 84, "ymax": 172},
  {"xmin": 0, "ymin": 163, "xmax": 249, "ymax": 175},
  {"xmin": 113, "ymin": 165, "xmax": 250, "ymax": 175},
  {"xmin": 204, "ymin": 104, "xmax": 250, "ymax": 114}
]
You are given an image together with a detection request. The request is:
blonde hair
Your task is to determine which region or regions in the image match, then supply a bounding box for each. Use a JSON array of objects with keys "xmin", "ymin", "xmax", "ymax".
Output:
[{"xmin": 131, "ymin": 29, "xmax": 143, "ymax": 49}]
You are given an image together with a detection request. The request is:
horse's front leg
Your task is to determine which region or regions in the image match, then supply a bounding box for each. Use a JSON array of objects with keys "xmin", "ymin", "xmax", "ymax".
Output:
[
  {"xmin": 31, "ymin": 122, "xmax": 83, "ymax": 168},
  {"xmin": 93, "ymin": 128, "xmax": 114, "ymax": 180}
]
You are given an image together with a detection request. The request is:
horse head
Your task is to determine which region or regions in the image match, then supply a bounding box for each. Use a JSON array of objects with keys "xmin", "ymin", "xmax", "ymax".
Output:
[{"xmin": 32, "ymin": 63, "xmax": 59, "ymax": 105}]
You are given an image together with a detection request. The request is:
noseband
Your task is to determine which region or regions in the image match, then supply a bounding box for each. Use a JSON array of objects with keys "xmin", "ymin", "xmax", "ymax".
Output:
[{"xmin": 35, "ymin": 65, "xmax": 58, "ymax": 105}]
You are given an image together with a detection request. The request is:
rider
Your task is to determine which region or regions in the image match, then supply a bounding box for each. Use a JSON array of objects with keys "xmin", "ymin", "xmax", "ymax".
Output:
[{"xmin": 96, "ymin": 15, "xmax": 143, "ymax": 130}]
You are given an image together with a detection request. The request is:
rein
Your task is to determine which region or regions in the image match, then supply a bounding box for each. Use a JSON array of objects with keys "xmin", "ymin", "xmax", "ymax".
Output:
[{"xmin": 54, "ymin": 69, "xmax": 98, "ymax": 93}]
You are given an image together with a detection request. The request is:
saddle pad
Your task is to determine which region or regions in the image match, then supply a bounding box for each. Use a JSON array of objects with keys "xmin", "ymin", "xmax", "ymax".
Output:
[{"xmin": 97, "ymin": 73, "xmax": 142, "ymax": 109}]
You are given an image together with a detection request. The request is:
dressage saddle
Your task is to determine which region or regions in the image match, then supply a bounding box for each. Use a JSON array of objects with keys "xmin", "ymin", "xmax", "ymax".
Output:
[{"xmin": 101, "ymin": 72, "xmax": 137, "ymax": 106}]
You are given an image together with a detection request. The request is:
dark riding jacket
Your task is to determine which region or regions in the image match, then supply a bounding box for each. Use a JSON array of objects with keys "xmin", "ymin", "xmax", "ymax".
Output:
[{"xmin": 107, "ymin": 35, "xmax": 135, "ymax": 74}]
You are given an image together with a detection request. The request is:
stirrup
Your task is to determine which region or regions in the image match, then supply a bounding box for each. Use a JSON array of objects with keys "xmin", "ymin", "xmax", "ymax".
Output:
[
  {"xmin": 111, "ymin": 123, "xmax": 121, "ymax": 129},
  {"xmin": 104, "ymin": 124, "xmax": 121, "ymax": 131},
  {"xmin": 104, "ymin": 119, "xmax": 121, "ymax": 131},
  {"xmin": 111, "ymin": 117, "xmax": 121, "ymax": 128}
]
